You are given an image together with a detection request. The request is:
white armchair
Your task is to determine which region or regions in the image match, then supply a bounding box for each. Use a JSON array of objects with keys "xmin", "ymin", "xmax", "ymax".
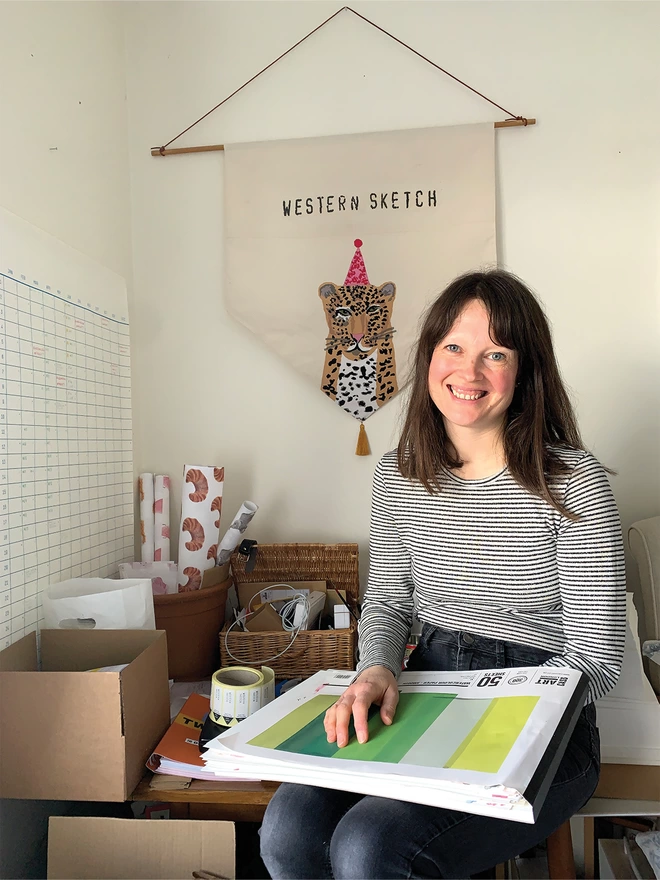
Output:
[{"xmin": 628, "ymin": 516, "xmax": 660, "ymax": 695}]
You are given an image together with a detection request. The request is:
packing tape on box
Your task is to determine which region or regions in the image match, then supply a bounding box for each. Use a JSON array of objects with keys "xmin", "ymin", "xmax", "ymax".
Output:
[{"xmin": 210, "ymin": 665, "xmax": 275, "ymax": 727}]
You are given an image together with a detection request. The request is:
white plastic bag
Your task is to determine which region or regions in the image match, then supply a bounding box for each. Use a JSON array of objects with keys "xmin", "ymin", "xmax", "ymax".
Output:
[{"xmin": 42, "ymin": 578, "xmax": 156, "ymax": 630}]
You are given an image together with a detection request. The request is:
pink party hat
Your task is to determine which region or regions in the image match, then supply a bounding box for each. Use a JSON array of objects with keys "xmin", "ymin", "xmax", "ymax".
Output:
[{"xmin": 344, "ymin": 239, "xmax": 369, "ymax": 285}]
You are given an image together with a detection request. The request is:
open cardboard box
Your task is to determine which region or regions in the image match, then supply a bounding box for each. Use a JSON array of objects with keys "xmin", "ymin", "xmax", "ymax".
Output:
[
  {"xmin": 47, "ymin": 816, "xmax": 235, "ymax": 879},
  {"xmin": 0, "ymin": 629, "xmax": 170, "ymax": 801}
]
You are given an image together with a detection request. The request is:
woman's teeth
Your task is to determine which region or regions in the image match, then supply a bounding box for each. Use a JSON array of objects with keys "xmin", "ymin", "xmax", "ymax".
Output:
[{"xmin": 450, "ymin": 386, "xmax": 486, "ymax": 401}]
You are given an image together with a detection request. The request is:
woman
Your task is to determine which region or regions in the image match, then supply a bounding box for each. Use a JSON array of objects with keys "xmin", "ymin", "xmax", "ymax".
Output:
[{"xmin": 261, "ymin": 269, "xmax": 626, "ymax": 879}]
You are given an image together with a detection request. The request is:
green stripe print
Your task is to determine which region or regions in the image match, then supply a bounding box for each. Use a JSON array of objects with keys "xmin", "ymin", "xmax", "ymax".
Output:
[
  {"xmin": 274, "ymin": 692, "xmax": 455, "ymax": 763},
  {"xmin": 334, "ymin": 693, "xmax": 456, "ymax": 763},
  {"xmin": 249, "ymin": 694, "xmax": 338, "ymax": 749},
  {"xmin": 444, "ymin": 695, "xmax": 539, "ymax": 773}
]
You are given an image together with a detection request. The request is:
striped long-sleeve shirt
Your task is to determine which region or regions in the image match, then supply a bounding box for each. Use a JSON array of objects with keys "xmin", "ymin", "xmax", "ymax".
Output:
[{"xmin": 357, "ymin": 447, "xmax": 626, "ymax": 702}]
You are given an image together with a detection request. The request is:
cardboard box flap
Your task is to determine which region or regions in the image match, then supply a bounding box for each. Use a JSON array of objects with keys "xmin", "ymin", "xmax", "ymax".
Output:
[
  {"xmin": 47, "ymin": 817, "xmax": 236, "ymax": 879},
  {"xmin": 0, "ymin": 631, "xmax": 38, "ymax": 671},
  {"xmin": 0, "ymin": 674, "xmax": 124, "ymax": 800},
  {"xmin": 40, "ymin": 629, "xmax": 165, "ymax": 671},
  {"xmin": 120, "ymin": 633, "xmax": 170, "ymax": 796}
]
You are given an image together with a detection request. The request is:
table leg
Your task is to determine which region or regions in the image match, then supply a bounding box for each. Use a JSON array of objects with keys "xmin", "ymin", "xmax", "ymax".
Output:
[
  {"xmin": 583, "ymin": 817, "xmax": 595, "ymax": 880},
  {"xmin": 547, "ymin": 820, "xmax": 576, "ymax": 880}
]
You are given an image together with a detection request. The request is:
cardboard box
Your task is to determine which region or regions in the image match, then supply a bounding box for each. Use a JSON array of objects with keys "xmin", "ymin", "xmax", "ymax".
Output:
[
  {"xmin": 598, "ymin": 840, "xmax": 636, "ymax": 880},
  {"xmin": 47, "ymin": 816, "xmax": 235, "ymax": 879},
  {"xmin": 594, "ymin": 762, "xmax": 660, "ymax": 801},
  {"xmin": 236, "ymin": 579, "xmax": 326, "ymax": 612},
  {"xmin": 0, "ymin": 629, "xmax": 170, "ymax": 801}
]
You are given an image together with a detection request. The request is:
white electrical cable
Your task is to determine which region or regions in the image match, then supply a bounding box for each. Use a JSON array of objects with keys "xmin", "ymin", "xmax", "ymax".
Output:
[{"xmin": 223, "ymin": 584, "xmax": 311, "ymax": 664}]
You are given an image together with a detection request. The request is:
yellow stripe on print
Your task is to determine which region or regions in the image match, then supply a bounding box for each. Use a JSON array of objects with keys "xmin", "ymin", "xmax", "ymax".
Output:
[{"xmin": 445, "ymin": 696, "xmax": 539, "ymax": 773}]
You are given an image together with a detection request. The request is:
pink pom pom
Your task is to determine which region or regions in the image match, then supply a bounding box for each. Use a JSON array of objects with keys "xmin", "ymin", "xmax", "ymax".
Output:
[{"xmin": 354, "ymin": 239, "xmax": 363, "ymax": 248}]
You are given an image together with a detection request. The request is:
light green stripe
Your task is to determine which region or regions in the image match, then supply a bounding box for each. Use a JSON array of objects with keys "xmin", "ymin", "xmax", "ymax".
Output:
[
  {"xmin": 402, "ymin": 698, "xmax": 491, "ymax": 769},
  {"xmin": 334, "ymin": 693, "xmax": 455, "ymax": 763},
  {"xmin": 445, "ymin": 696, "xmax": 539, "ymax": 773},
  {"xmin": 249, "ymin": 695, "xmax": 338, "ymax": 749}
]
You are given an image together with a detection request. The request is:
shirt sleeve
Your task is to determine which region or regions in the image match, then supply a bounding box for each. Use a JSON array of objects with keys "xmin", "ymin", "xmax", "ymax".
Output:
[
  {"xmin": 541, "ymin": 453, "xmax": 627, "ymax": 702},
  {"xmin": 356, "ymin": 457, "xmax": 415, "ymax": 677}
]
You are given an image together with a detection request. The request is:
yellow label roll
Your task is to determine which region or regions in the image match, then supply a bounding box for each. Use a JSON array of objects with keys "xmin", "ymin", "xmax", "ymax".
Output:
[{"xmin": 210, "ymin": 666, "xmax": 275, "ymax": 727}]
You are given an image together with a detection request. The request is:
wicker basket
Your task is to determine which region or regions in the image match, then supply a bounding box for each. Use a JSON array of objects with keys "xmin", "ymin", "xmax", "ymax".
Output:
[{"xmin": 220, "ymin": 543, "xmax": 359, "ymax": 679}]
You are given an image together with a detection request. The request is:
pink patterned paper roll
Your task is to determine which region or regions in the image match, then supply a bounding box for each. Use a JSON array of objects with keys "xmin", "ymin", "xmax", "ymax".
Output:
[
  {"xmin": 177, "ymin": 465, "xmax": 225, "ymax": 591},
  {"xmin": 139, "ymin": 473, "xmax": 155, "ymax": 563},
  {"xmin": 153, "ymin": 474, "xmax": 171, "ymax": 561}
]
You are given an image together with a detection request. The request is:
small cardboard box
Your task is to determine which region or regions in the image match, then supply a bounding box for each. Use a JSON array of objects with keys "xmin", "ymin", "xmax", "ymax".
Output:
[
  {"xmin": 236, "ymin": 579, "xmax": 326, "ymax": 612},
  {"xmin": 0, "ymin": 629, "xmax": 170, "ymax": 801},
  {"xmin": 47, "ymin": 816, "xmax": 235, "ymax": 879}
]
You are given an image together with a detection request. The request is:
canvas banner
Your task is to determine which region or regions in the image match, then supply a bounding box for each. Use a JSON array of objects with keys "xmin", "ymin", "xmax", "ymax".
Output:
[{"xmin": 224, "ymin": 124, "xmax": 496, "ymax": 423}]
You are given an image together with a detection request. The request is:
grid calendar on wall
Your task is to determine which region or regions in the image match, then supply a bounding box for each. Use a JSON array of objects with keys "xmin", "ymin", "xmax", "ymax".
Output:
[{"xmin": 0, "ymin": 208, "xmax": 134, "ymax": 650}]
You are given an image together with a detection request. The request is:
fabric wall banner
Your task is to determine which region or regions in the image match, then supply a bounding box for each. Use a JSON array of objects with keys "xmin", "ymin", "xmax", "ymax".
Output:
[{"xmin": 224, "ymin": 124, "xmax": 496, "ymax": 424}]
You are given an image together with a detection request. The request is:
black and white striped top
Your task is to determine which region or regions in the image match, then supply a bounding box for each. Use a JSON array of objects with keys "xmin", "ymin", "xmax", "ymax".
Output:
[{"xmin": 357, "ymin": 447, "xmax": 626, "ymax": 702}]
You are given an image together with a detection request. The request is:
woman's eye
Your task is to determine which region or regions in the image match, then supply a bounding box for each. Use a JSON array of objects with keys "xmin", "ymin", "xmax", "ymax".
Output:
[
  {"xmin": 489, "ymin": 352, "xmax": 506, "ymax": 362},
  {"xmin": 445, "ymin": 344, "xmax": 460, "ymax": 353}
]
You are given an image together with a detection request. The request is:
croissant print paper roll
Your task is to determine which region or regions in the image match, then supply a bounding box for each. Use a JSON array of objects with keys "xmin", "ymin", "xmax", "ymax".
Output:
[
  {"xmin": 216, "ymin": 501, "xmax": 259, "ymax": 566},
  {"xmin": 177, "ymin": 465, "xmax": 225, "ymax": 591},
  {"xmin": 139, "ymin": 473, "xmax": 155, "ymax": 563},
  {"xmin": 153, "ymin": 474, "xmax": 171, "ymax": 561}
]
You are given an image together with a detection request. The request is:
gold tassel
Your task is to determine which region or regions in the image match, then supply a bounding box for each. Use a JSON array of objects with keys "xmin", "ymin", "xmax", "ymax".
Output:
[{"xmin": 356, "ymin": 423, "xmax": 371, "ymax": 456}]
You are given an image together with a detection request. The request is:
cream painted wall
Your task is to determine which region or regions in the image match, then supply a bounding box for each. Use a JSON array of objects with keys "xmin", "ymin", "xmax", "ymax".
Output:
[
  {"xmin": 0, "ymin": 3, "xmax": 131, "ymax": 877},
  {"xmin": 125, "ymin": 1, "xmax": 660, "ymax": 584}
]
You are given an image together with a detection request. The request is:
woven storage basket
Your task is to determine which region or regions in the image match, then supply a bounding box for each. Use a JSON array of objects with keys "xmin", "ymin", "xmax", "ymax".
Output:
[{"xmin": 220, "ymin": 542, "xmax": 359, "ymax": 679}]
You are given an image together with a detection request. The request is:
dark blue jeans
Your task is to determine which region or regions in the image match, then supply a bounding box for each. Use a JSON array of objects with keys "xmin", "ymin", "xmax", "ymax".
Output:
[{"xmin": 260, "ymin": 625, "xmax": 600, "ymax": 879}]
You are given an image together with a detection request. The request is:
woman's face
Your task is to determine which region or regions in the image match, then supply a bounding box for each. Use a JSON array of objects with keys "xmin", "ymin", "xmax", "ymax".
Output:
[{"xmin": 428, "ymin": 299, "xmax": 518, "ymax": 437}]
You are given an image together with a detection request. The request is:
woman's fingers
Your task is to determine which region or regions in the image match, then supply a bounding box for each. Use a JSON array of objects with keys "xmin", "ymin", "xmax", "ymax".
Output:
[
  {"xmin": 379, "ymin": 683, "xmax": 400, "ymax": 725},
  {"xmin": 324, "ymin": 668, "xmax": 399, "ymax": 747},
  {"xmin": 334, "ymin": 693, "xmax": 357, "ymax": 748}
]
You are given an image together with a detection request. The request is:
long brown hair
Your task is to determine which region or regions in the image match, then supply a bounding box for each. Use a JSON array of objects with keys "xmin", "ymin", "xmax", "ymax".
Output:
[{"xmin": 397, "ymin": 269, "xmax": 584, "ymax": 516}]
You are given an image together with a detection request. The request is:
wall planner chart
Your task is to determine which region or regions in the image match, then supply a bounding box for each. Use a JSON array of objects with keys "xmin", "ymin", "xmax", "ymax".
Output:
[{"xmin": 0, "ymin": 208, "xmax": 134, "ymax": 649}]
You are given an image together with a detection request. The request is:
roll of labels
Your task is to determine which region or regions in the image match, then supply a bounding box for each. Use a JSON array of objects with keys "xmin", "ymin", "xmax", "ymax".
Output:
[{"xmin": 199, "ymin": 666, "xmax": 275, "ymax": 749}]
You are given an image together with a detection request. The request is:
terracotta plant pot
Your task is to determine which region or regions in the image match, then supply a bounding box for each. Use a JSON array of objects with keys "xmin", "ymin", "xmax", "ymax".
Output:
[{"xmin": 153, "ymin": 577, "xmax": 232, "ymax": 680}]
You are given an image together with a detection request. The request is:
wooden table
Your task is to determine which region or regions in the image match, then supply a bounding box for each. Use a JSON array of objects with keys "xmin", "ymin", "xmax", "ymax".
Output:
[{"xmin": 130, "ymin": 774, "xmax": 280, "ymax": 823}]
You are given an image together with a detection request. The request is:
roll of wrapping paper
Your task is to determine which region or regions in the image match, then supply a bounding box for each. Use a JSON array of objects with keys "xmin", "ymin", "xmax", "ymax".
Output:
[
  {"xmin": 210, "ymin": 666, "xmax": 275, "ymax": 727},
  {"xmin": 177, "ymin": 465, "xmax": 225, "ymax": 591},
  {"xmin": 153, "ymin": 474, "xmax": 171, "ymax": 561},
  {"xmin": 139, "ymin": 473, "xmax": 155, "ymax": 563},
  {"xmin": 216, "ymin": 501, "xmax": 259, "ymax": 566}
]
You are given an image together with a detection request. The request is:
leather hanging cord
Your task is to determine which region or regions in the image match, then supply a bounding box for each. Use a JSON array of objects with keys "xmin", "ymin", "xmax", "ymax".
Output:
[{"xmin": 153, "ymin": 5, "xmax": 532, "ymax": 156}]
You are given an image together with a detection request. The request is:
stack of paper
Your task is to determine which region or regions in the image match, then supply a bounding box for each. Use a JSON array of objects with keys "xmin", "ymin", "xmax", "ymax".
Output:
[
  {"xmin": 202, "ymin": 667, "xmax": 588, "ymax": 823},
  {"xmin": 147, "ymin": 693, "xmax": 232, "ymax": 781}
]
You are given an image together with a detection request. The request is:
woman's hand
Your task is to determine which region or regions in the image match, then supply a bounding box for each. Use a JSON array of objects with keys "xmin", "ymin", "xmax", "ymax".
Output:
[{"xmin": 324, "ymin": 665, "xmax": 399, "ymax": 748}]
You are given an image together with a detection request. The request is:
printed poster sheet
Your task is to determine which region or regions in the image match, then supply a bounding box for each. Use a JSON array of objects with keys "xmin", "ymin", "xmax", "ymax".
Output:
[{"xmin": 202, "ymin": 667, "xmax": 588, "ymax": 823}]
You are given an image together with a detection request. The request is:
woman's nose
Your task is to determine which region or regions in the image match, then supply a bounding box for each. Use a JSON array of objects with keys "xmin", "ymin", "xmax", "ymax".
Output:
[{"xmin": 458, "ymin": 356, "xmax": 483, "ymax": 380}]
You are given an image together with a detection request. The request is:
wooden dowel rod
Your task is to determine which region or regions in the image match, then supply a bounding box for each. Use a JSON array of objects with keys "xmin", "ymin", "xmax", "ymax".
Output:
[
  {"xmin": 150, "ymin": 144, "xmax": 225, "ymax": 156},
  {"xmin": 495, "ymin": 117, "xmax": 536, "ymax": 128},
  {"xmin": 150, "ymin": 118, "xmax": 536, "ymax": 157}
]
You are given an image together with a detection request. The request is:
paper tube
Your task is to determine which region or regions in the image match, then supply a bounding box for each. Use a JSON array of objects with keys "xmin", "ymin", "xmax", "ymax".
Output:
[
  {"xmin": 139, "ymin": 473, "xmax": 155, "ymax": 563},
  {"xmin": 177, "ymin": 465, "xmax": 225, "ymax": 591},
  {"xmin": 216, "ymin": 501, "xmax": 259, "ymax": 566},
  {"xmin": 154, "ymin": 474, "xmax": 171, "ymax": 561}
]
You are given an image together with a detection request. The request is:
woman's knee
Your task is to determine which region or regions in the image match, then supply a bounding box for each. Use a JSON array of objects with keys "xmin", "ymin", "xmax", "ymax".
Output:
[
  {"xmin": 260, "ymin": 784, "xmax": 316, "ymax": 873},
  {"xmin": 329, "ymin": 800, "xmax": 413, "ymax": 880},
  {"xmin": 260, "ymin": 784, "xmax": 359, "ymax": 879}
]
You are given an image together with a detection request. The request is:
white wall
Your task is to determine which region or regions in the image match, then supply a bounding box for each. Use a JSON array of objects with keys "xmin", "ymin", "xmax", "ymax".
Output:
[
  {"xmin": 0, "ymin": 1, "xmax": 657, "ymax": 874},
  {"xmin": 124, "ymin": 1, "xmax": 660, "ymax": 582},
  {"xmin": 0, "ymin": 3, "xmax": 131, "ymax": 877}
]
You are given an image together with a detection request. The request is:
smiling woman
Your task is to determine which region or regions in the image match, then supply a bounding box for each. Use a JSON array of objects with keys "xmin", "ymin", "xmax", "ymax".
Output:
[
  {"xmin": 261, "ymin": 268, "xmax": 627, "ymax": 880},
  {"xmin": 428, "ymin": 299, "xmax": 518, "ymax": 453}
]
